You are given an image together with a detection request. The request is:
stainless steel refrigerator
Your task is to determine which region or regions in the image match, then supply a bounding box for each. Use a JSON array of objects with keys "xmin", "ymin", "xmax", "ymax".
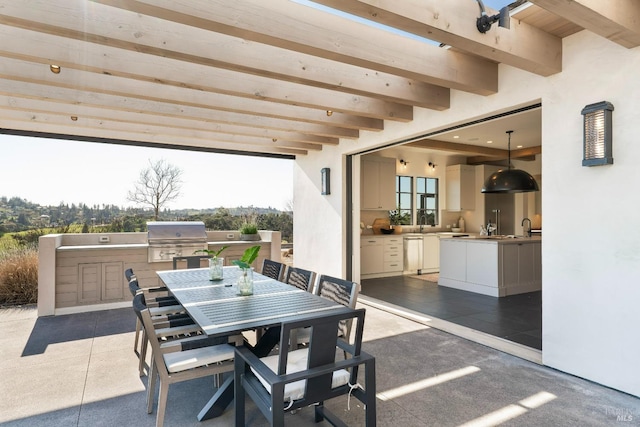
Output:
[{"xmin": 484, "ymin": 193, "xmax": 515, "ymax": 235}]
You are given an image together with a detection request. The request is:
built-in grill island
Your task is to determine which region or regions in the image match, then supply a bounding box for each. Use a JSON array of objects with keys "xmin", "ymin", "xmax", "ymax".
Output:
[{"xmin": 147, "ymin": 221, "xmax": 209, "ymax": 263}]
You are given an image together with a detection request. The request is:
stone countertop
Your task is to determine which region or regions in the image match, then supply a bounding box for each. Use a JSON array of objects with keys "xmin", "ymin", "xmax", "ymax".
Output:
[
  {"xmin": 57, "ymin": 240, "xmax": 269, "ymax": 251},
  {"xmin": 448, "ymin": 235, "xmax": 542, "ymax": 244}
]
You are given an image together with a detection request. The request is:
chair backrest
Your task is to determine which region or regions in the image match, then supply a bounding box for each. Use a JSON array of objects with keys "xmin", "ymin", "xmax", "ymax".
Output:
[
  {"xmin": 283, "ymin": 267, "xmax": 316, "ymax": 292},
  {"xmin": 316, "ymin": 275, "xmax": 359, "ymax": 308},
  {"xmin": 261, "ymin": 259, "xmax": 285, "ymax": 281},
  {"xmin": 172, "ymin": 255, "xmax": 210, "ymax": 270},
  {"xmin": 316, "ymin": 275, "xmax": 360, "ymax": 338},
  {"xmin": 277, "ymin": 308, "xmax": 365, "ymax": 402},
  {"xmin": 128, "ymin": 278, "xmax": 141, "ymax": 297}
]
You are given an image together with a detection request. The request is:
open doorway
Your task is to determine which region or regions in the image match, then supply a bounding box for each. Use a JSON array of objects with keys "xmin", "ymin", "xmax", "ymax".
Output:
[{"xmin": 352, "ymin": 104, "xmax": 542, "ymax": 351}]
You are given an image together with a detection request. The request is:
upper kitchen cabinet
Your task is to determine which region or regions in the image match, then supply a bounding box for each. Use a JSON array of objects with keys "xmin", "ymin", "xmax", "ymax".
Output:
[
  {"xmin": 361, "ymin": 156, "xmax": 396, "ymax": 210},
  {"xmin": 446, "ymin": 164, "xmax": 475, "ymax": 211}
]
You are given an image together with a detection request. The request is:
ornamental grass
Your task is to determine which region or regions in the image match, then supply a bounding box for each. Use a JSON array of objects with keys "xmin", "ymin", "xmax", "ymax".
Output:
[{"xmin": 0, "ymin": 247, "xmax": 38, "ymax": 306}]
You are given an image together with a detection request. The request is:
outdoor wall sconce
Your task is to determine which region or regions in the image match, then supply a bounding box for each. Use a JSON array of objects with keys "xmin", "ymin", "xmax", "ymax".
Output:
[
  {"xmin": 582, "ymin": 101, "xmax": 614, "ymax": 166},
  {"xmin": 321, "ymin": 167, "xmax": 330, "ymax": 195}
]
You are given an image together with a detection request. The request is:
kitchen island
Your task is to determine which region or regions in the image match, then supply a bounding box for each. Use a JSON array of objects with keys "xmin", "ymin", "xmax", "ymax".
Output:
[{"xmin": 439, "ymin": 236, "xmax": 541, "ymax": 297}]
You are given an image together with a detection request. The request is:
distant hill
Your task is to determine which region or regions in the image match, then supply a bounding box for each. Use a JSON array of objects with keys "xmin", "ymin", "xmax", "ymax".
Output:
[{"xmin": 0, "ymin": 196, "xmax": 289, "ymax": 235}]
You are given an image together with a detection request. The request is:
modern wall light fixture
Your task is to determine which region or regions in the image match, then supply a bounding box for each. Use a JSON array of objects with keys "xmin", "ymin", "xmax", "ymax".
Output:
[
  {"xmin": 428, "ymin": 162, "xmax": 436, "ymax": 170},
  {"xmin": 321, "ymin": 167, "xmax": 330, "ymax": 195},
  {"xmin": 582, "ymin": 101, "xmax": 614, "ymax": 166},
  {"xmin": 399, "ymin": 159, "xmax": 409, "ymax": 169}
]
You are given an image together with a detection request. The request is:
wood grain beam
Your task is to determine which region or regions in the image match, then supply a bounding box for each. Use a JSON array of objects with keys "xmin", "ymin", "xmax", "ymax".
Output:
[
  {"xmin": 91, "ymin": 0, "xmax": 497, "ymax": 95},
  {"xmin": 0, "ymin": 119, "xmax": 309, "ymax": 156},
  {"xmin": 313, "ymin": 0, "xmax": 563, "ymax": 76},
  {"xmin": 0, "ymin": 58, "xmax": 363, "ymax": 139},
  {"xmin": 0, "ymin": 26, "xmax": 404, "ymax": 126},
  {"xmin": 532, "ymin": 0, "xmax": 640, "ymax": 48},
  {"xmin": 406, "ymin": 139, "xmax": 507, "ymax": 156}
]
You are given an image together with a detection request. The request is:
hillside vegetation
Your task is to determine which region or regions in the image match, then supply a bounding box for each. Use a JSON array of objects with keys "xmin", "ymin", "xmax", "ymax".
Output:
[{"xmin": 0, "ymin": 196, "xmax": 293, "ymax": 306}]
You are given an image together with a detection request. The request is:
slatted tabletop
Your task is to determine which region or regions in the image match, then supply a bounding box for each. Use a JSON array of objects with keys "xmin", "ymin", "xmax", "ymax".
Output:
[{"xmin": 157, "ymin": 267, "xmax": 347, "ymax": 337}]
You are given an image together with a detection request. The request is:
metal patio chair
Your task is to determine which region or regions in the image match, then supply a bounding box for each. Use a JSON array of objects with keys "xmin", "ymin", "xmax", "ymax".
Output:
[{"xmin": 234, "ymin": 308, "xmax": 376, "ymax": 426}]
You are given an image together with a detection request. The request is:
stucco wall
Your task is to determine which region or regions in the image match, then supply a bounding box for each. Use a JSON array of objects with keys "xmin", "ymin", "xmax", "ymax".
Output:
[
  {"xmin": 540, "ymin": 31, "xmax": 640, "ymax": 397},
  {"xmin": 295, "ymin": 29, "xmax": 640, "ymax": 396}
]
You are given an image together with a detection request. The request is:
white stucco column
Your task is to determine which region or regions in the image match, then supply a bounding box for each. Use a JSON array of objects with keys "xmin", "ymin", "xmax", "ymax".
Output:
[{"xmin": 38, "ymin": 234, "xmax": 61, "ymax": 316}]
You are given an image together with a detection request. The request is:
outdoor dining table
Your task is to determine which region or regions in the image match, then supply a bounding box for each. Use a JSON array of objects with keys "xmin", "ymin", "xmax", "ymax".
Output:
[{"xmin": 156, "ymin": 266, "xmax": 353, "ymax": 421}]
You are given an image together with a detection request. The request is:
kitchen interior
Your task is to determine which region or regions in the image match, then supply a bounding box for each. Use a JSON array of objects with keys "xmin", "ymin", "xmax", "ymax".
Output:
[{"xmin": 358, "ymin": 107, "xmax": 543, "ymax": 350}]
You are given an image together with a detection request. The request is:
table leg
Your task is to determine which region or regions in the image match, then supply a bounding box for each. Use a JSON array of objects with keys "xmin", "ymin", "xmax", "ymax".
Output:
[{"xmin": 197, "ymin": 375, "xmax": 234, "ymax": 421}]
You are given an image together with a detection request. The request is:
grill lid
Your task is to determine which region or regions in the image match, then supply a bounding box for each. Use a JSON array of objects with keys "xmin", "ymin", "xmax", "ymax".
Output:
[{"xmin": 147, "ymin": 221, "xmax": 207, "ymax": 244}]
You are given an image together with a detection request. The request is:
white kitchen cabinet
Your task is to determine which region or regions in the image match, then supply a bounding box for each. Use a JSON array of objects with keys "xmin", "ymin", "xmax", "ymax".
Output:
[
  {"xmin": 361, "ymin": 236, "xmax": 403, "ymax": 277},
  {"xmin": 383, "ymin": 236, "xmax": 403, "ymax": 272},
  {"xmin": 446, "ymin": 164, "xmax": 475, "ymax": 211},
  {"xmin": 361, "ymin": 237, "xmax": 384, "ymax": 275},
  {"xmin": 439, "ymin": 239, "xmax": 467, "ymax": 282},
  {"xmin": 466, "ymin": 242, "xmax": 499, "ymax": 287},
  {"xmin": 361, "ymin": 157, "xmax": 396, "ymax": 210},
  {"xmin": 422, "ymin": 234, "xmax": 440, "ymax": 273},
  {"xmin": 439, "ymin": 238, "xmax": 541, "ymax": 297}
]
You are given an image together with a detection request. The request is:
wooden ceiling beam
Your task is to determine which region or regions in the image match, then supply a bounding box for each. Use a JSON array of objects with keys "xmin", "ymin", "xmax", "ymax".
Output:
[
  {"xmin": 0, "ymin": 29, "xmax": 403, "ymax": 126},
  {"xmin": 532, "ymin": 0, "xmax": 640, "ymax": 48},
  {"xmin": 0, "ymin": 1, "xmax": 449, "ymax": 111},
  {"xmin": 0, "ymin": 96, "xmax": 328, "ymax": 153},
  {"xmin": 406, "ymin": 139, "xmax": 507, "ymax": 156},
  {"xmin": 313, "ymin": 0, "xmax": 563, "ymax": 76},
  {"xmin": 91, "ymin": 0, "xmax": 498, "ymax": 95},
  {"xmin": 0, "ymin": 61, "xmax": 363, "ymax": 140},
  {"xmin": 0, "ymin": 119, "xmax": 309, "ymax": 156}
]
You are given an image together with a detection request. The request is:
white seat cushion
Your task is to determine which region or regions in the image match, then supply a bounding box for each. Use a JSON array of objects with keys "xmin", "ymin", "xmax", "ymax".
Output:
[
  {"xmin": 163, "ymin": 344, "xmax": 235, "ymax": 373},
  {"xmin": 252, "ymin": 348, "xmax": 350, "ymax": 402}
]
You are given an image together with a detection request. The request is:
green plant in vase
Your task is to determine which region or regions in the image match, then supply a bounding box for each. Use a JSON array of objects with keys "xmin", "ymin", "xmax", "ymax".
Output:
[
  {"xmin": 194, "ymin": 246, "xmax": 229, "ymax": 281},
  {"xmin": 232, "ymin": 245, "xmax": 261, "ymax": 295},
  {"xmin": 389, "ymin": 208, "xmax": 410, "ymax": 234}
]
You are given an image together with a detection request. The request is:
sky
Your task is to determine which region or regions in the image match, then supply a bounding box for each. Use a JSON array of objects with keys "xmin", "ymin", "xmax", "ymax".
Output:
[
  {"xmin": 1, "ymin": 0, "xmax": 510, "ymax": 211},
  {"xmin": 0, "ymin": 134, "xmax": 294, "ymax": 211}
]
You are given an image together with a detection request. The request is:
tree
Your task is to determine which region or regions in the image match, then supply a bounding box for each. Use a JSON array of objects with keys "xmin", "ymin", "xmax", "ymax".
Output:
[{"xmin": 127, "ymin": 159, "xmax": 183, "ymax": 221}]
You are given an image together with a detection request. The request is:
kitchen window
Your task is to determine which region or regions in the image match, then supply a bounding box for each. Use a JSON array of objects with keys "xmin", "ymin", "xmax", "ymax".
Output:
[
  {"xmin": 416, "ymin": 177, "xmax": 439, "ymax": 226},
  {"xmin": 395, "ymin": 176, "xmax": 413, "ymax": 224}
]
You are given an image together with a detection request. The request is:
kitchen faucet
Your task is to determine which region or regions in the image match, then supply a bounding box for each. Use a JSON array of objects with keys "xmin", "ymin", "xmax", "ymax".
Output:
[
  {"xmin": 521, "ymin": 217, "xmax": 532, "ymax": 237},
  {"xmin": 419, "ymin": 213, "xmax": 427, "ymax": 232}
]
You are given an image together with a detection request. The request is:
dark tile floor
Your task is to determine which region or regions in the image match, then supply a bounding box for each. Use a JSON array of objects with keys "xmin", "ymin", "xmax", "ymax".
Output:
[{"xmin": 361, "ymin": 275, "xmax": 542, "ymax": 350}]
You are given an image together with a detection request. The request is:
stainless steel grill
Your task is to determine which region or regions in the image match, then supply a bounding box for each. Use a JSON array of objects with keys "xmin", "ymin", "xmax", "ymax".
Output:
[{"xmin": 147, "ymin": 221, "xmax": 208, "ymax": 263}]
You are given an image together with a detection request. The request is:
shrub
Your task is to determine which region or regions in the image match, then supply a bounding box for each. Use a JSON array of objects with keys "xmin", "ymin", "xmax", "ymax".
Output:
[{"xmin": 0, "ymin": 247, "xmax": 38, "ymax": 306}]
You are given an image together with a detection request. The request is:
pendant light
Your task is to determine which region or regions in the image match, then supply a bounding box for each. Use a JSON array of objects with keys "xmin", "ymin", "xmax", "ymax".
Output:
[{"xmin": 481, "ymin": 130, "xmax": 539, "ymax": 193}]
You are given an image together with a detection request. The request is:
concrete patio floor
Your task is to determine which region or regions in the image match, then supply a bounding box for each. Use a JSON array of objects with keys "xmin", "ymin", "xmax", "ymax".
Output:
[{"xmin": 1, "ymin": 301, "xmax": 638, "ymax": 426}]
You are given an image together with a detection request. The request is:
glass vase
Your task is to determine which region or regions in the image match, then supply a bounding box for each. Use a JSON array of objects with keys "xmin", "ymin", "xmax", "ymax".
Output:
[
  {"xmin": 208, "ymin": 257, "xmax": 224, "ymax": 281},
  {"xmin": 237, "ymin": 267, "xmax": 254, "ymax": 296}
]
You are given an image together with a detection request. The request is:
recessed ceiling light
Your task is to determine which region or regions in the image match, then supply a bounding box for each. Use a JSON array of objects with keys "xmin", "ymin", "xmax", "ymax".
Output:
[
  {"xmin": 486, "ymin": 140, "xmax": 493, "ymax": 144},
  {"xmin": 516, "ymin": 145, "xmax": 523, "ymax": 148},
  {"xmin": 453, "ymin": 135, "xmax": 459, "ymax": 139},
  {"xmin": 50, "ymin": 64, "xmax": 61, "ymax": 74}
]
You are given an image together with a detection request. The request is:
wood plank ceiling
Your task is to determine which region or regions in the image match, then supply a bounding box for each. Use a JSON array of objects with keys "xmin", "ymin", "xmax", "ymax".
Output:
[{"xmin": 0, "ymin": 1, "xmax": 636, "ymax": 158}]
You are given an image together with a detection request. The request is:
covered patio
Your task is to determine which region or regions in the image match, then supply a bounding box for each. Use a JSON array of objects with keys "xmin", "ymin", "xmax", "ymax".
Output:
[
  {"xmin": 2, "ymin": 302, "xmax": 637, "ymax": 426},
  {"xmin": 2, "ymin": 0, "xmax": 640, "ymax": 408}
]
